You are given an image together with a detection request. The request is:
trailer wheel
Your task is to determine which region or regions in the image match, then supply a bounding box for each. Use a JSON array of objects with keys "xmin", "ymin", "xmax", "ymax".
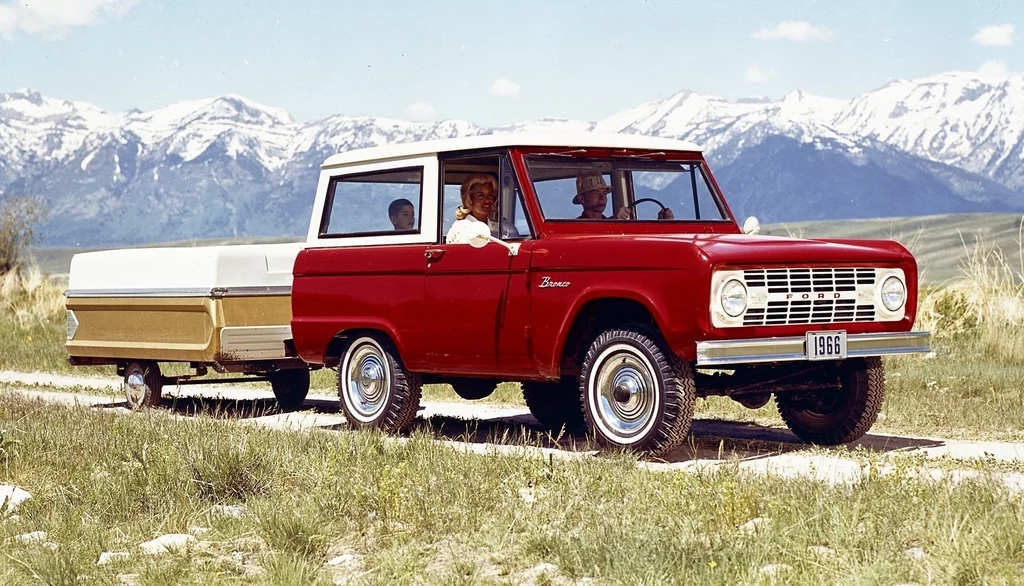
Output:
[
  {"xmin": 123, "ymin": 361, "xmax": 163, "ymax": 410},
  {"xmin": 580, "ymin": 328, "xmax": 695, "ymax": 457},
  {"xmin": 338, "ymin": 335, "xmax": 422, "ymax": 433},
  {"xmin": 522, "ymin": 379, "xmax": 586, "ymax": 435},
  {"xmin": 269, "ymin": 369, "xmax": 310, "ymax": 412},
  {"xmin": 777, "ymin": 357, "xmax": 885, "ymax": 445}
]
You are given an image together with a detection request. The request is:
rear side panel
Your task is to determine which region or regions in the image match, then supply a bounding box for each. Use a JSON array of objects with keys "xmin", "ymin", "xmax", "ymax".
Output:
[{"xmin": 66, "ymin": 294, "xmax": 293, "ymax": 364}]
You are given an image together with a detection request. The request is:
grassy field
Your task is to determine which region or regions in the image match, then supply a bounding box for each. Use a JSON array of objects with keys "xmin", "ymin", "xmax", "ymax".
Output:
[{"xmin": 2, "ymin": 393, "xmax": 1024, "ymax": 585}]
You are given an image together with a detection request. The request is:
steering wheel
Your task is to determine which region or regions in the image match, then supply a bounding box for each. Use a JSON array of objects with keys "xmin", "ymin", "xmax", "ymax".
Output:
[{"xmin": 631, "ymin": 197, "xmax": 668, "ymax": 212}]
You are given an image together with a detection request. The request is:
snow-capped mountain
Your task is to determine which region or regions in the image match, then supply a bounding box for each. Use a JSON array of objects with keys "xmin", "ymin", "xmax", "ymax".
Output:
[
  {"xmin": 1, "ymin": 70, "xmax": 1023, "ymax": 247},
  {"xmin": 830, "ymin": 72, "xmax": 1024, "ymax": 190}
]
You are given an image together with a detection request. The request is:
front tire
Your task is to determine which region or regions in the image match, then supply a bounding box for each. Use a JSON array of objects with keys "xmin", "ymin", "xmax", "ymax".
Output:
[
  {"xmin": 269, "ymin": 369, "xmax": 310, "ymax": 412},
  {"xmin": 580, "ymin": 329, "xmax": 695, "ymax": 457},
  {"xmin": 338, "ymin": 336, "xmax": 422, "ymax": 433},
  {"xmin": 123, "ymin": 361, "xmax": 163, "ymax": 410},
  {"xmin": 776, "ymin": 357, "xmax": 885, "ymax": 445}
]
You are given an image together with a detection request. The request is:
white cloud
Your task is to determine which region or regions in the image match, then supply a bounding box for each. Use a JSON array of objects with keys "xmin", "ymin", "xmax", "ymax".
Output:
[
  {"xmin": 977, "ymin": 60, "xmax": 1011, "ymax": 79},
  {"xmin": 971, "ymin": 24, "xmax": 1015, "ymax": 46},
  {"xmin": 745, "ymin": 65, "xmax": 776, "ymax": 84},
  {"xmin": 0, "ymin": 0, "xmax": 140, "ymax": 41},
  {"xmin": 488, "ymin": 78, "xmax": 521, "ymax": 97},
  {"xmin": 405, "ymin": 102, "xmax": 437, "ymax": 122},
  {"xmin": 752, "ymin": 20, "xmax": 836, "ymax": 42}
]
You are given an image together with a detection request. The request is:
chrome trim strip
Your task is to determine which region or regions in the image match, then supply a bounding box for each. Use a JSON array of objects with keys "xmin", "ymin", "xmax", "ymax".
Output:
[
  {"xmin": 696, "ymin": 331, "xmax": 931, "ymax": 367},
  {"xmin": 65, "ymin": 286, "xmax": 292, "ymax": 299}
]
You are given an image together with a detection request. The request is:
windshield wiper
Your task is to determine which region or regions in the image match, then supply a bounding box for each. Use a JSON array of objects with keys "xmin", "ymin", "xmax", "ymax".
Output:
[{"xmin": 537, "ymin": 148, "xmax": 589, "ymax": 157}]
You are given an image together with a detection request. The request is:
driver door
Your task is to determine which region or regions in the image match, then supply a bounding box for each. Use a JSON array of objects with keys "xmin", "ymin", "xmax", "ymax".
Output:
[{"xmin": 422, "ymin": 155, "xmax": 535, "ymax": 376}]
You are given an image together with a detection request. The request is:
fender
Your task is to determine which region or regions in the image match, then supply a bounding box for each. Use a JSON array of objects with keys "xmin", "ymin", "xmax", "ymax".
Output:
[{"xmin": 542, "ymin": 286, "xmax": 677, "ymax": 377}]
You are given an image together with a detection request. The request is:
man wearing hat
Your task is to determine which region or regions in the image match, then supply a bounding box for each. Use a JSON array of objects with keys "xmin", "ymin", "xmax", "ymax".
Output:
[{"xmin": 573, "ymin": 170, "xmax": 673, "ymax": 220}]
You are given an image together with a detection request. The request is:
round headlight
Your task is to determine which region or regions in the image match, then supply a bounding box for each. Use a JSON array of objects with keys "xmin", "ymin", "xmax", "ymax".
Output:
[
  {"xmin": 881, "ymin": 276, "xmax": 906, "ymax": 312},
  {"xmin": 720, "ymin": 279, "xmax": 747, "ymax": 317}
]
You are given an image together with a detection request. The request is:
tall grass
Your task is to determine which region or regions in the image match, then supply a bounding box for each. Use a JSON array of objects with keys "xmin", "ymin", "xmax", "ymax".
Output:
[
  {"xmin": 915, "ymin": 230, "xmax": 1024, "ymax": 362},
  {"xmin": 0, "ymin": 266, "xmax": 65, "ymax": 330},
  {"xmin": 1, "ymin": 395, "xmax": 1024, "ymax": 584}
]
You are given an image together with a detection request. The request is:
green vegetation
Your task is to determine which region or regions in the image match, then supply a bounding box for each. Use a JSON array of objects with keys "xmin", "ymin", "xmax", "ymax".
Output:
[
  {"xmin": 1, "ymin": 394, "xmax": 1023, "ymax": 585},
  {"xmin": 0, "ymin": 195, "xmax": 44, "ymax": 276}
]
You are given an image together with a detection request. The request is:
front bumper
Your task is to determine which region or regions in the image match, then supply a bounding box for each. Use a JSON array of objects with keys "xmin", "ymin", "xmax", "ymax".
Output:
[{"xmin": 695, "ymin": 331, "xmax": 931, "ymax": 367}]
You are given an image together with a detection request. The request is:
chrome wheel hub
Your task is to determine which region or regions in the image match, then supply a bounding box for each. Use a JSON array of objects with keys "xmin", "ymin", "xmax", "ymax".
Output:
[
  {"xmin": 591, "ymin": 344, "xmax": 659, "ymax": 441},
  {"xmin": 345, "ymin": 342, "xmax": 391, "ymax": 421},
  {"xmin": 124, "ymin": 371, "xmax": 146, "ymax": 406}
]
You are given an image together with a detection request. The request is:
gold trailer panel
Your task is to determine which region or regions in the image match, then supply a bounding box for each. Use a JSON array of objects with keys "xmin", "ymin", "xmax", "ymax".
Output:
[{"xmin": 65, "ymin": 243, "xmax": 302, "ymax": 367}]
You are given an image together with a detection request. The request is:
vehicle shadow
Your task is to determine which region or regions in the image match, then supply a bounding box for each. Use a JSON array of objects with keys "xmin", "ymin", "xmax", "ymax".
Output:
[
  {"xmin": 133, "ymin": 395, "xmax": 946, "ymax": 465},
  {"xmin": 408, "ymin": 411, "xmax": 947, "ymax": 464}
]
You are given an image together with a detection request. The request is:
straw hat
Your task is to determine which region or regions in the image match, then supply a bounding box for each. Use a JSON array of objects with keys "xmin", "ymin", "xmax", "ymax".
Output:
[{"xmin": 573, "ymin": 171, "xmax": 613, "ymax": 205}]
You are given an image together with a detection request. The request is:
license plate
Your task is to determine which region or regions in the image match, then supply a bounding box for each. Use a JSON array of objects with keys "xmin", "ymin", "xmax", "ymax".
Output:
[{"xmin": 806, "ymin": 330, "xmax": 847, "ymax": 361}]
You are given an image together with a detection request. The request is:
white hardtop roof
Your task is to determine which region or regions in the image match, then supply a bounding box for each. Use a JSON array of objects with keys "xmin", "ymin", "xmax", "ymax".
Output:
[{"xmin": 321, "ymin": 132, "xmax": 704, "ymax": 169}]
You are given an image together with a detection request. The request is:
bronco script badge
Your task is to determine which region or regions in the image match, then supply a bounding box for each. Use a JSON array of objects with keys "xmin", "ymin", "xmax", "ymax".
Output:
[{"xmin": 539, "ymin": 276, "xmax": 570, "ymax": 288}]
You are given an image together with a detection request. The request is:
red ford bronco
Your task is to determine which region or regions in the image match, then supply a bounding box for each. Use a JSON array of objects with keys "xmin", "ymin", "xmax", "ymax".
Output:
[{"xmin": 289, "ymin": 132, "xmax": 930, "ymax": 457}]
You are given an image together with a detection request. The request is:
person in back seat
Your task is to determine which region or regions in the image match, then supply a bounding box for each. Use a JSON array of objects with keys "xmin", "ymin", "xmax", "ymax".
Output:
[{"xmin": 388, "ymin": 198, "xmax": 416, "ymax": 230}]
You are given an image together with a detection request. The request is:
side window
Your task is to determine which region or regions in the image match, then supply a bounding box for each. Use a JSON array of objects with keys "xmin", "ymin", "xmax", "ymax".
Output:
[
  {"xmin": 499, "ymin": 155, "xmax": 531, "ymax": 240},
  {"xmin": 442, "ymin": 183, "xmax": 463, "ymax": 240},
  {"xmin": 442, "ymin": 154, "xmax": 529, "ymax": 243},
  {"xmin": 320, "ymin": 167, "xmax": 423, "ymax": 237},
  {"xmin": 692, "ymin": 165, "xmax": 724, "ymax": 221}
]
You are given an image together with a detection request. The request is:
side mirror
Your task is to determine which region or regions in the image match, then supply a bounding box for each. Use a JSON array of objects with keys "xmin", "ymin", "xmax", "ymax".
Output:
[
  {"xmin": 742, "ymin": 216, "xmax": 760, "ymax": 235},
  {"xmin": 468, "ymin": 222, "xmax": 521, "ymax": 256}
]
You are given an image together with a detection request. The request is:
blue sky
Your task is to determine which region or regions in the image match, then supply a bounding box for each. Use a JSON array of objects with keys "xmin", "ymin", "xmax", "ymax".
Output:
[{"xmin": 0, "ymin": 0, "xmax": 1020, "ymax": 126}]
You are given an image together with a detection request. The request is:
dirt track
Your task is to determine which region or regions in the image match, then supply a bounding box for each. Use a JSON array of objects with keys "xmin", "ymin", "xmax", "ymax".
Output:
[{"xmin": 3, "ymin": 370, "xmax": 1024, "ymax": 491}]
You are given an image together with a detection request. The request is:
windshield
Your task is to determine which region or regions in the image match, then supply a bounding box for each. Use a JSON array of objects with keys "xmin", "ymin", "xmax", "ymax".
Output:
[{"xmin": 525, "ymin": 156, "xmax": 729, "ymax": 222}]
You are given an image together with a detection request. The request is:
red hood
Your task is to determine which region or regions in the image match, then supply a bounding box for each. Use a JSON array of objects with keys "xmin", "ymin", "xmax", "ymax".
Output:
[{"xmin": 685, "ymin": 233, "xmax": 913, "ymax": 266}]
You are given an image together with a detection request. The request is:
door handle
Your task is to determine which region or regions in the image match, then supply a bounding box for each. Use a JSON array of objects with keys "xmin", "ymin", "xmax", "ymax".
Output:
[{"xmin": 425, "ymin": 248, "xmax": 446, "ymax": 261}]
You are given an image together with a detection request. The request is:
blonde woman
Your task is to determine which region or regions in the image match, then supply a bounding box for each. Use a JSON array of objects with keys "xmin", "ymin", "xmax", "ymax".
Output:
[{"xmin": 445, "ymin": 173, "xmax": 500, "ymax": 244}]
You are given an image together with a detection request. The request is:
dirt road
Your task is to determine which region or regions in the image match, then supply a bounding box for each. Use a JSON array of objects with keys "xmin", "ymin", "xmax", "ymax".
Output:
[{"xmin": 3, "ymin": 370, "xmax": 1024, "ymax": 491}]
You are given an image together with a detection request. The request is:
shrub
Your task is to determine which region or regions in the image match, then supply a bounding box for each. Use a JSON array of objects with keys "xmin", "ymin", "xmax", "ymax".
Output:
[
  {"xmin": 0, "ymin": 195, "xmax": 44, "ymax": 275},
  {"xmin": 0, "ymin": 265, "xmax": 66, "ymax": 328},
  {"xmin": 916, "ymin": 230, "xmax": 1024, "ymax": 362}
]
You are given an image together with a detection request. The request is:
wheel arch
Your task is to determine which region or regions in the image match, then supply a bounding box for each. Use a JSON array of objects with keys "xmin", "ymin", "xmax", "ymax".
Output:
[
  {"xmin": 323, "ymin": 325, "xmax": 405, "ymax": 369},
  {"xmin": 553, "ymin": 294, "xmax": 664, "ymax": 379}
]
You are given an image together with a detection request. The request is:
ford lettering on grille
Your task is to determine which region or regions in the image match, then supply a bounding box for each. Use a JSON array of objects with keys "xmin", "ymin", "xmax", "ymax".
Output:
[{"xmin": 742, "ymin": 267, "xmax": 877, "ymax": 326}]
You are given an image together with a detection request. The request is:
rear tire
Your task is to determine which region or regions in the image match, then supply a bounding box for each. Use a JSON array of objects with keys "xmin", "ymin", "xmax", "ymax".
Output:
[
  {"xmin": 450, "ymin": 378, "xmax": 497, "ymax": 401},
  {"xmin": 777, "ymin": 357, "xmax": 885, "ymax": 445},
  {"xmin": 338, "ymin": 336, "xmax": 422, "ymax": 433},
  {"xmin": 269, "ymin": 369, "xmax": 310, "ymax": 412},
  {"xmin": 522, "ymin": 379, "xmax": 586, "ymax": 435},
  {"xmin": 123, "ymin": 361, "xmax": 163, "ymax": 410},
  {"xmin": 580, "ymin": 328, "xmax": 695, "ymax": 457}
]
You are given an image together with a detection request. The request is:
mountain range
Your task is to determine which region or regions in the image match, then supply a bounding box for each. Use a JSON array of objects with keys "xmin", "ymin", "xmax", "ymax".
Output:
[{"xmin": 1, "ymin": 70, "xmax": 1023, "ymax": 247}]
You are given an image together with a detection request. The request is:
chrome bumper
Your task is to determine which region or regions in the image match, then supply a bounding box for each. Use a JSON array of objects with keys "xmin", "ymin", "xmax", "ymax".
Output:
[{"xmin": 695, "ymin": 331, "xmax": 931, "ymax": 367}]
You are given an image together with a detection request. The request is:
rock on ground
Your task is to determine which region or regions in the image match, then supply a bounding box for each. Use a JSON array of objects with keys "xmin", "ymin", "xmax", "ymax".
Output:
[
  {"xmin": 139, "ymin": 533, "xmax": 196, "ymax": 555},
  {"xmin": 0, "ymin": 485, "xmax": 31, "ymax": 515},
  {"xmin": 98, "ymin": 551, "xmax": 131, "ymax": 565}
]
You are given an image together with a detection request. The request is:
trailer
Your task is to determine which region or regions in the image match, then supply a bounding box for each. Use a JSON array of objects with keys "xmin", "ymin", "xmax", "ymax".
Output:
[{"xmin": 64, "ymin": 241, "xmax": 313, "ymax": 411}]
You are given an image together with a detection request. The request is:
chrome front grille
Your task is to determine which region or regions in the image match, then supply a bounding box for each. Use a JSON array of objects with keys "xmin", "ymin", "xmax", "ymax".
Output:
[{"xmin": 742, "ymin": 267, "xmax": 877, "ymax": 326}]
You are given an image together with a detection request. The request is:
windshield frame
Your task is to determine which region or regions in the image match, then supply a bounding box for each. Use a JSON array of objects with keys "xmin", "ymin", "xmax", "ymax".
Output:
[{"xmin": 511, "ymin": 147, "xmax": 740, "ymax": 236}]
